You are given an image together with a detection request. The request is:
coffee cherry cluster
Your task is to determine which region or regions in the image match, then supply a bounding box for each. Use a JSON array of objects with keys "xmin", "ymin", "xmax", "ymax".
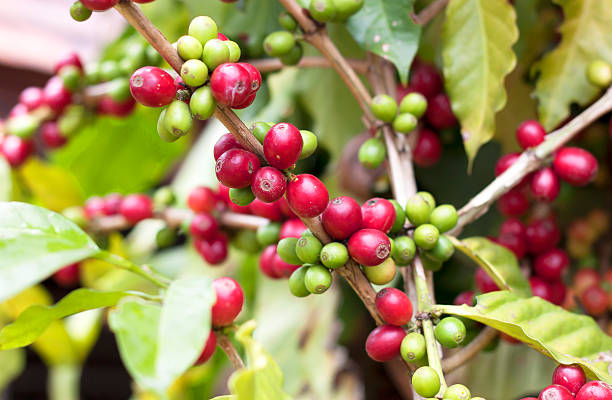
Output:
[
  {"xmin": 308, "ymin": 0, "xmax": 364, "ymax": 23},
  {"xmin": 412, "ymin": 367, "xmax": 480, "ymax": 400},
  {"xmin": 569, "ymin": 265, "xmax": 612, "ymax": 320},
  {"xmin": 262, "ymin": 14, "xmax": 303, "ymax": 66},
  {"xmin": 521, "ymin": 364, "xmax": 611, "ymax": 400}
]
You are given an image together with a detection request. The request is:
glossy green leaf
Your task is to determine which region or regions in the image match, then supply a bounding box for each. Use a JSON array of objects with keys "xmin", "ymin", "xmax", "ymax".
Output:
[
  {"xmin": 451, "ymin": 237, "xmax": 531, "ymax": 297},
  {"xmin": 347, "ymin": 0, "xmax": 420, "ymax": 84},
  {"xmin": 0, "ymin": 202, "xmax": 100, "ymax": 302},
  {"xmin": 0, "ymin": 289, "xmax": 128, "ymax": 350},
  {"xmin": 442, "ymin": 0, "xmax": 518, "ymax": 165},
  {"xmin": 438, "ymin": 291, "xmax": 612, "ymax": 382}
]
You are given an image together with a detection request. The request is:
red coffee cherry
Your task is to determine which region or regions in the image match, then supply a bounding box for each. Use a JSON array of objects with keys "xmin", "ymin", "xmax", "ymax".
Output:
[
  {"xmin": 217, "ymin": 33, "xmax": 229, "ymax": 40},
  {"xmin": 19, "ymin": 87, "xmax": 45, "ymax": 111},
  {"xmin": 409, "ymin": 61, "xmax": 442, "ymax": 99},
  {"xmin": 495, "ymin": 152, "xmax": 521, "ymax": 176},
  {"xmin": 215, "ymin": 148, "xmax": 260, "ymax": 188},
  {"xmin": 530, "ymin": 276, "xmax": 554, "ymax": 302},
  {"xmin": 211, "ymin": 277, "xmax": 244, "ymax": 326},
  {"xmin": 552, "ymin": 364, "xmax": 586, "ymax": 395},
  {"xmin": 237, "ymin": 62, "xmax": 262, "ymax": 93},
  {"xmin": 9, "ymin": 104, "xmax": 28, "ymax": 118},
  {"xmin": 260, "ymin": 245, "xmax": 282, "ymax": 279},
  {"xmin": 516, "ymin": 120, "xmax": 546, "ymax": 149},
  {"xmin": 129, "ymin": 66, "xmax": 176, "ymax": 107},
  {"xmin": 580, "ymin": 285, "xmax": 607, "ymax": 316},
  {"xmin": 249, "ymin": 199, "xmax": 283, "ymax": 221},
  {"xmin": 500, "ymin": 218, "xmax": 526, "ymax": 238},
  {"xmin": 525, "ymin": 217, "xmax": 561, "ymax": 254},
  {"xmin": 43, "ymin": 77, "xmax": 72, "ymax": 113},
  {"xmin": 375, "ymin": 287, "xmax": 413, "ymax": 326},
  {"xmin": 80, "ymin": 0, "xmax": 119, "ymax": 11},
  {"xmin": 97, "ymin": 96, "xmax": 135, "ymax": 117},
  {"xmin": 425, "ymin": 93, "xmax": 457, "ymax": 129},
  {"xmin": 194, "ymin": 331, "xmax": 217, "ymax": 365},
  {"xmin": 475, "ymin": 268, "xmax": 498, "ymax": 293},
  {"xmin": 365, "ymin": 324, "xmax": 406, "ymax": 362},
  {"xmin": 119, "ymin": 194, "xmax": 153, "ymax": 223},
  {"xmin": 348, "ymin": 228, "xmax": 391, "ymax": 266},
  {"xmin": 84, "ymin": 196, "xmax": 106, "ymax": 219},
  {"xmin": 279, "ymin": 218, "xmax": 307, "ymax": 239},
  {"xmin": 53, "ymin": 52, "xmax": 83, "ymax": 74},
  {"xmin": 263, "ymin": 123, "xmax": 303, "ymax": 170},
  {"xmin": 495, "ymin": 233, "xmax": 526, "ymax": 259},
  {"xmin": 251, "ymin": 166, "xmax": 287, "ymax": 203},
  {"xmin": 575, "ymin": 381, "xmax": 612, "ymax": 400},
  {"xmin": 573, "ymin": 269, "xmax": 601, "ymax": 297},
  {"xmin": 195, "ymin": 234, "xmax": 228, "ymax": 265},
  {"xmin": 361, "ymin": 198, "xmax": 396, "ymax": 233},
  {"xmin": 190, "ymin": 213, "xmax": 219, "ymax": 240},
  {"xmin": 534, "ymin": 248, "xmax": 569, "ymax": 281},
  {"xmin": 0, "ymin": 135, "xmax": 33, "ymax": 167},
  {"xmin": 538, "ymin": 384, "xmax": 573, "ymax": 400},
  {"xmin": 322, "ymin": 196, "xmax": 362, "ymax": 240},
  {"xmin": 530, "ymin": 167, "xmax": 560, "ymax": 202},
  {"xmin": 272, "ymin": 251, "xmax": 300, "ymax": 278},
  {"xmin": 214, "ymin": 133, "xmax": 243, "ymax": 160},
  {"xmin": 453, "ymin": 291, "xmax": 475, "ymax": 306},
  {"xmin": 497, "ymin": 189, "xmax": 530, "ymax": 217},
  {"xmin": 41, "ymin": 122, "xmax": 67, "ymax": 149},
  {"xmin": 188, "ymin": 186, "xmax": 217, "ymax": 213},
  {"xmin": 102, "ymin": 193, "xmax": 123, "ymax": 216},
  {"xmin": 278, "ymin": 197, "xmax": 297, "ymax": 218},
  {"xmin": 548, "ymin": 279, "xmax": 567, "ymax": 306},
  {"xmin": 210, "ymin": 63, "xmax": 252, "ymax": 108},
  {"xmin": 286, "ymin": 174, "xmax": 329, "ymax": 218},
  {"xmin": 413, "ymin": 128, "xmax": 442, "ymax": 167},
  {"xmin": 53, "ymin": 263, "xmax": 80, "ymax": 287},
  {"xmin": 553, "ymin": 147, "xmax": 598, "ymax": 186},
  {"xmin": 233, "ymin": 92, "xmax": 256, "ymax": 109}
]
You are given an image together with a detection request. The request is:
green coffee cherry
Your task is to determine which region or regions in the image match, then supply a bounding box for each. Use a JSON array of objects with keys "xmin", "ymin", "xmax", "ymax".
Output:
[
  {"xmin": 202, "ymin": 39, "xmax": 230, "ymax": 70},
  {"xmin": 124, "ymin": 42, "xmax": 147, "ymax": 67},
  {"xmin": 586, "ymin": 60, "xmax": 612, "ymax": 87},
  {"xmin": 332, "ymin": 0, "xmax": 364, "ymax": 20},
  {"xmin": 59, "ymin": 65, "xmax": 82, "ymax": 92},
  {"xmin": 277, "ymin": 237, "xmax": 301, "ymax": 265},
  {"xmin": 371, "ymin": 94, "xmax": 398, "ymax": 123},
  {"xmin": 157, "ymin": 109, "xmax": 177, "ymax": 142},
  {"xmin": 421, "ymin": 252, "xmax": 443, "ymax": 271},
  {"xmin": 156, "ymin": 226, "xmax": 178, "ymax": 249},
  {"xmin": 405, "ymin": 193, "xmax": 432, "ymax": 226},
  {"xmin": 289, "ymin": 266, "xmax": 311, "ymax": 297},
  {"xmin": 320, "ymin": 242, "xmax": 349, "ymax": 269},
  {"xmin": 6, "ymin": 115, "xmax": 38, "ymax": 139},
  {"xmin": 443, "ymin": 384, "xmax": 471, "ymax": 400},
  {"xmin": 188, "ymin": 16, "xmax": 218, "ymax": 45},
  {"xmin": 414, "ymin": 224, "xmax": 439, "ymax": 250},
  {"xmin": 364, "ymin": 258, "xmax": 396, "ymax": 285},
  {"xmin": 62, "ymin": 206, "xmax": 87, "ymax": 228},
  {"xmin": 153, "ymin": 186, "xmax": 176, "ymax": 208},
  {"xmin": 435, "ymin": 317, "xmax": 466, "ymax": 349},
  {"xmin": 256, "ymin": 223, "xmax": 281, "ymax": 246},
  {"xmin": 263, "ymin": 31, "xmax": 295, "ymax": 57},
  {"xmin": 99, "ymin": 60, "xmax": 121, "ymax": 82},
  {"xmin": 389, "ymin": 199, "xmax": 406, "ymax": 233},
  {"xmin": 178, "ymin": 35, "xmax": 203, "ymax": 60},
  {"xmin": 393, "ymin": 112, "xmax": 418, "ymax": 134},
  {"xmin": 279, "ymin": 43, "xmax": 303, "ymax": 66},
  {"xmin": 304, "ymin": 265, "xmax": 332, "ymax": 294},
  {"xmin": 70, "ymin": 1, "xmax": 92, "ymax": 22},
  {"xmin": 146, "ymin": 45, "xmax": 163, "ymax": 66},
  {"xmin": 278, "ymin": 12, "xmax": 298, "ymax": 31},
  {"xmin": 399, "ymin": 92, "xmax": 428, "ymax": 118},
  {"xmin": 309, "ymin": 0, "xmax": 336, "ymax": 22},
  {"xmin": 417, "ymin": 191, "xmax": 436, "ymax": 210},
  {"xmin": 85, "ymin": 62, "xmax": 101, "ymax": 85},
  {"xmin": 296, "ymin": 235, "xmax": 323, "ymax": 264},
  {"xmin": 400, "ymin": 332, "xmax": 426, "ymax": 362},
  {"xmin": 164, "ymin": 100, "xmax": 193, "ymax": 137},
  {"xmin": 301, "ymin": 229, "xmax": 313, "ymax": 238},
  {"xmin": 429, "ymin": 204, "xmax": 458, "ymax": 233},
  {"xmin": 412, "ymin": 366, "xmax": 441, "ymax": 398},
  {"xmin": 190, "ymin": 86, "xmax": 216, "ymax": 120},
  {"xmin": 181, "ymin": 59, "xmax": 208, "ymax": 87},
  {"xmin": 119, "ymin": 57, "xmax": 140, "ymax": 75},
  {"xmin": 251, "ymin": 122, "xmax": 272, "ymax": 143},
  {"xmin": 392, "ymin": 236, "xmax": 416, "ymax": 265},
  {"xmin": 299, "ymin": 130, "xmax": 318, "ymax": 159},
  {"xmin": 424, "ymin": 235, "xmax": 454, "ymax": 262},
  {"xmin": 229, "ymin": 187, "xmax": 255, "ymax": 206},
  {"xmin": 358, "ymin": 137, "xmax": 386, "ymax": 169},
  {"xmin": 226, "ymin": 40, "xmax": 242, "ymax": 63},
  {"xmin": 58, "ymin": 105, "xmax": 87, "ymax": 137},
  {"xmin": 108, "ymin": 77, "xmax": 131, "ymax": 102},
  {"xmin": 233, "ymin": 229, "xmax": 260, "ymax": 253}
]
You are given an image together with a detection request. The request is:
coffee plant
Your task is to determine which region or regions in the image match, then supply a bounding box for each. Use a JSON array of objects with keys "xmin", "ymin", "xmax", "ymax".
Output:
[{"xmin": 1, "ymin": 0, "xmax": 612, "ymax": 399}]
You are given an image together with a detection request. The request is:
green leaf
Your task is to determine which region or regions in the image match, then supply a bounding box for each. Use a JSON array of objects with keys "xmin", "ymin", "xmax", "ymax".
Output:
[
  {"xmin": 0, "ymin": 289, "xmax": 127, "ymax": 350},
  {"xmin": 438, "ymin": 291, "xmax": 612, "ymax": 382},
  {"xmin": 19, "ymin": 159, "xmax": 84, "ymax": 212},
  {"xmin": 346, "ymin": 0, "xmax": 421, "ymax": 84},
  {"xmin": 0, "ymin": 202, "xmax": 100, "ymax": 302},
  {"xmin": 442, "ymin": 0, "xmax": 518, "ymax": 166},
  {"xmin": 533, "ymin": 0, "xmax": 612, "ymax": 130},
  {"xmin": 451, "ymin": 237, "xmax": 531, "ymax": 297}
]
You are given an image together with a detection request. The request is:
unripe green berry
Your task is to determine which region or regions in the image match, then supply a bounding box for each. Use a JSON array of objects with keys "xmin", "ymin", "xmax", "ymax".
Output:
[
  {"xmin": 332, "ymin": 0, "xmax": 364, "ymax": 20},
  {"xmin": 62, "ymin": 206, "xmax": 87, "ymax": 228},
  {"xmin": 320, "ymin": 242, "xmax": 349, "ymax": 269},
  {"xmin": 233, "ymin": 229, "xmax": 260, "ymax": 253},
  {"xmin": 109, "ymin": 77, "xmax": 131, "ymax": 102},
  {"xmin": 358, "ymin": 137, "xmax": 386, "ymax": 169},
  {"xmin": 6, "ymin": 115, "xmax": 38, "ymax": 139},
  {"xmin": 389, "ymin": 199, "xmax": 406, "ymax": 233},
  {"xmin": 412, "ymin": 366, "xmax": 441, "ymax": 398},
  {"xmin": 251, "ymin": 121, "xmax": 273, "ymax": 143},
  {"xmin": 59, "ymin": 65, "xmax": 82, "ymax": 92},
  {"xmin": 443, "ymin": 384, "xmax": 471, "ymax": 400},
  {"xmin": 256, "ymin": 222, "xmax": 281, "ymax": 246},
  {"xmin": 181, "ymin": 59, "xmax": 208, "ymax": 87},
  {"xmin": 278, "ymin": 12, "xmax": 298, "ymax": 31},
  {"xmin": 435, "ymin": 317, "xmax": 466, "ymax": 349},
  {"xmin": 429, "ymin": 204, "xmax": 458, "ymax": 233},
  {"xmin": 164, "ymin": 100, "xmax": 193, "ymax": 137},
  {"xmin": 289, "ymin": 266, "xmax": 311, "ymax": 297},
  {"xmin": 371, "ymin": 94, "xmax": 398, "ymax": 123},
  {"xmin": 299, "ymin": 130, "xmax": 318, "ymax": 159},
  {"xmin": 296, "ymin": 235, "xmax": 323, "ymax": 264},
  {"xmin": 188, "ymin": 16, "xmax": 218, "ymax": 45},
  {"xmin": 178, "ymin": 35, "xmax": 203, "ymax": 60},
  {"xmin": 393, "ymin": 112, "xmax": 418, "ymax": 134},
  {"xmin": 277, "ymin": 237, "xmax": 301, "ymax": 265},
  {"xmin": 202, "ymin": 39, "xmax": 230, "ymax": 70},
  {"xmin": 586, "ymin": 59, "xmax": 612, "ymax": 87},
  {"xmin": 424, "ymin": 234, "xmax": 454, "ymax": 262},
  {"xmin": 301, "ymin": 229, "xmax": 313, "ymax": 238},
  {"xmin": 58, "ymin": 105, "xmax": 87, "ymax": 137},
  {"xmin": 309, "ymin": 0, "xmax": 336, "ymax": 22},
  {"xmin": 226, "ymin": 40, "xmax": 242, "ymax": 63},
  {"xmin": 414, "ymin": 224, "xmax": 439, "ymax": 250},
  {"xmin": 190, "ymin": 86, "xmax": 216, "ymax": 120},
  {"xmin": 85, "ymin": 63, "xmax": 101, "ymax": 85},
  {"xmin": 421, "ymin": 252, "xmax": 443, "ymax": 271},
  {"xmin": 99, "ymin": 60, "xmax": 121, "ymax": 82},
  {"xmin": 304, "ymin": 265, "xmax": 332, "ymax": 294},
  {"xmin": 399, "ymin": 92, "xmax": 427, "ymax": 118},
  {"xmin": 392, "ymin": 236, "xmax": 416, "ymax": 265},
  {"xmin": 153, "ymin": 186, "xmax": 176, "ymax": 208},
  {"xmin": 229, "ymin": 186, "xmax": 255, "ymax": 206},
  {"xmin": 417, "ymin": 191, "xmax": 436, "ymax": 210},
  {"xmin": 70, "ymin": 1, "xmax": 92, "ymax": 22},
  {"xmin": 156, "ymin": 226, "xmax": 178, "ymax": 249},
  {"xmin": 279, "ymin": 43, "xmax": 303, "ymax": 66},
  {"xmin": 400, "ymin": 332, "xmax": 426, "ymax": 362},
  {"xmin": 405, "ymin": 193, "xmax": 432, "ymax": 226},
  {"xmin": 263, "ymin": 31, "xmax": 295, "ymax": 57},
  {"xmin": 157, "ymin": 109, "xmax": 178, "ymax": 143},
  {"xmin": 363, "ymin": 258, "xmax": 396, "ymax": 285}
]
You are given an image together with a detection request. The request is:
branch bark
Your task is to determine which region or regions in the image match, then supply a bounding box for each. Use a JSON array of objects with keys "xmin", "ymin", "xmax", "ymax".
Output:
[
  {"xmin": 214, "ymin": 331, "xmax": 245, "ymax": 370},
  {"xmin": 248, "ymin": 56, "xmax": 369, "ymax": 74},
  {"xmin": 414, "ymin": 0, "xmax": 449, "ymax": 26}
]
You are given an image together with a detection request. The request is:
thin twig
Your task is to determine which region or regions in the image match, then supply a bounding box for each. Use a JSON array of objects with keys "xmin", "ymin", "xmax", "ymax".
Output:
[
  {"xmin": 414, "ymin": 0, "xmax": 449, "ymax": 26},
  {"xmin": 247, "ymin": 56, "xmax": 369, "ymax": 74},
  {"xmin": 214, "ymin": 331, "xmax": 245, "ymax": 370},
  {"xmin": 441, "ymin": 327, "xmax": 498, "ymax": 372}
]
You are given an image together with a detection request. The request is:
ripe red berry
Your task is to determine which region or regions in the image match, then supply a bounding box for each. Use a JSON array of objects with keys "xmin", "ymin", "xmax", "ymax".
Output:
[
  {"xmin": 211, "ymin": 277, "xmax": 244, "ymax": 326},
  {"xmin": 251, "ymin": 166, "xmax": 287, "ymax": 203},
  {"xmin": 237, "ymin": 62, "xmax": 262, "ymax": 93},
  {"xmin": 538, "ymin": 384, "xmax": 573, "ymax": 400},
  {"xmin": 549, "ymin": 280, "xmax": 567, "ymax": 306},
  {"xmin": 119, "ymin": 194, "xmax": 153, "ymax": 223},
  {"xmin": 53, "ymin": 263, "xmax": 80, "ymax": 287},
  {"xmin": 53, "ymin": 53, "xmax": 83, "ymax": 75},
  {"xmin": 534, "ymin": 248, "xmax": 569, "ymax": 281},
  {"xmin": 9, "ymin": 104, "xmax": 28, "ymax": 118},
  {"xmin": 413, "ymin": 129, "xmax": 442, "ymax": 167},
  {"xmin": 0, "ymin": 135, "xmax": 33, "ymax": 167},
  {"xmin": 454, "ymin": 291, "xmax": 475, "ymax": 306},
  {"xmin": 80, "ymin": 0, "xmax": 119, "ymax": 11},
  {"xmin": 348, "ymin": 228, "xmax": 391, "ymax": 266},
  {"xmin": 260, "ymin": 245, "xmax": 282, "ymax": 279},
  {"xmin": 195, "ymin": 234, "xmax": 228, "ymax": 265},
  {"xmin": 43, "ymin": 77, "xmax": 72, "ymax": 113},
  {"xmin": 263, "ymin": 123, "xmax": 303, "ymax": 170},
  {"xmin": 495, "ymin": 233, "xmax": 526, "ymax": 259},
  {"xmin": 497, "ymin": 189, "xmax": 530, "ymax": 217},
  {"xmin": 233, "ymin": 92, "xmax": 256, "ymax": 109},
  {"xmin": 19, "ymin": 87, "xmax": 45, "ymax": 111},
  {"xmin": 495, "ymin": 153, "xmax": 521, "ymax": 176},
  {"xmin": 84, "ymin": 196, "xmax": 106, "ymax": 219},
  {"xmin": 500, "ymin": 218, "xmax": 526, "ymax": 238},
  {"xmin": 409, "ymin": 61, "xmax": 442, "ymax": 99},
  {"xmin": 194, "ymin": 331, "xmax": 217, "ymax": 365},
  {"xmin": 249, "ymin": 199, "xmax": 283, "ymax": 221},
  {"xmin": 188, "ymin": 186, "xmax": 217, "ymax": 213},
  {"xmin": 40, "ymin": 122, "xmax": 67, "ymax": 149},
  {"xmin": 272, "ymin": 251, "xmax": 300, "ymax": 278},
  {"xmin": 97, "ymin": 96, "xmax": 135, "ymax": 117},
  {"xmin": 210, "ymin": 63, "xmax": 252, "ymax": 108},
  {"xmin": 525, "ymin": 217, "xmax": 561, "ymax": 254},
  {"xmin": 190, "ymin": 213, "xmax": 219, "ymax": 240},
  {"xmin": 575, "ymin": 381, "xmax": 612, "ymax": 400},
  {"xmin": 516, "ymin": 120, "xmax": 546, "ymax": 149},
  {"xmin": 217, "ymin": 32, "xmax": 229, "ymax": 40},
  {"xmin": 425, "ymin": 94, "xmax": 457, "ymax": 129},
  {"xmin": 365, "ymin": 324, "xmax": 406, "ymax": 362},
  {"xmin": 102, "ymin": 193, "xmax": 123, "ymax": 216},
  {"xmin": 130, "ymin": 66, "xmax": 176, "ymax": 107},
  {"xmin": 553, "ymin": 147, "xmax": 598, "ymax": 186},
  {"xmin": 573, "ymin": 269, "xmax": 601, "ymax": 297},
  {"xmin": 214, "ymin": 133, "xmax": 243, "ymax": 160},
  {"xmin": 322, "ymin": 196, "xmax": 362, "ymax": 240},
  {"xmin": 552, "ymin": 365, "xmax": 586, "ymax": 395},
  {"xmin": 279, "ymin": 218, "xmax": 307, "ymax": 239},
  {"xmin": 215, "ymin": 148, "xmax": 260, "ymax": 188},
  {"xmin": 580, "ymin": 285, "xmax": 607, "ymax": 316},
  {"xmin": 278, "ymin": 197, "xmax": 297, "ymax": 219},
  {"xmin": 475, "ymin": 268, "xmax": 498, "ymax": 293},
  {"xmin": 375, "ymin": 287, "xmax": 413, "ymax": 326},
  {"xmin": 530, "ymin": 167, "xmax": 560, "ymax": 202},
  {"xmin": 530, "ymin": 276, "xmax": 554, "ymax": 302},
  {"xmin": 361, "ymin": 198, "xmax": 396, "ymax": 233},
  {"xmin": 286, "ymin": 174, "xmax": 329, "ymax": 218}
]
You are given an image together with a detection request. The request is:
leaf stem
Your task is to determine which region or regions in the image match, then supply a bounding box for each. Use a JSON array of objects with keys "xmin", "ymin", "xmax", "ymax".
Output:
[
  {"xmin": 214, "ymin": 331, "xmax": 245, "ymax": 370},
  {"xmin": 94, "ymin": 251, "xmax": 170, "ymax": 289}
]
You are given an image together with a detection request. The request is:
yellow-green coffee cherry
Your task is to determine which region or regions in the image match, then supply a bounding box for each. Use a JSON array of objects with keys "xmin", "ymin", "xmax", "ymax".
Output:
[
  {"xmin": 332, "ymin": 0, "xmax": 364, "ymax": 21},
  {"xmin": 435, "ymin": 317, "xmax": 466, "ymax": 349},
  {"xmin": 229, "ymin": 187, "xmax": 255, "ymax": 206},
  {"xmin": 226, "ymin": 40, "xmax": 242, "ymax": 63},
  {"xmin": 429, "ymin": 204, "xmax": 458, "ymax": 233},
  {"xmin": 181, "ymin": 59, "xmax": 208, "ymax": 87},
  {"xmin": 278, "ymin": 12, "xmax": 298, "ymax": 31},
  {"xmin": 392, "ymin": 236, "xmax": 416, "ymax": 265},
  {"xmin": 405, "ymin": 193, "xmax": 433, "ymax": 226},
  {"xmin": 320, "ymin": 242, "xmax": 349, "ymax": 269},
  {"xmin": 289, "ymin": 266, "xmax": 311, "ymax": 297},
  {"xmin": 277, "ymin": 237, "xmax": 301, "ymax": 265},
  {"xmin": 371, "ymin": 94, "xmax": 398, "ymax": 123},
  {"xmin": 393, "ymin": 112, "xmax": 418, "ymax": 134},
  {"xmin": 190, "ymin": 86, "xmax": 216, "ymax": 120},
  {"xmin": 586, "ymin": 60, "xmax": 612, "ymax": 87},
  {"xmin": 304, "ymin": 265, "xmax": 332, "ymax": 294},
  {"xmin": 399, "ymin": 92, "xmax": 428, "ymax": 118},
  {"xmin": 70, "ymin": 1, "xmax": 92, "ymax": 22},
  {"xmin": 359, "ymin": 137, "xmax": 386, "ymax": 169},
  {"xmin": 202, "ymin": 39, "xmax": 230, "ymax": 70},
  {"xmin": 177, "ymin": 35, "xmax": 203, "ymax": 60},
  {"xmin": 310, "ymin": 0, "xmax": 337, "ymax": 22},
  {"xmin": 400, "ymin": 332, "xmax": 426, "ymax": 363},
  {"xmin": 251, "ymin": 121, "xmax": 273, "ymax": 143},
  {"xmin": 280, "ymin": 43, "xmax": 304, "ymax": 66},
  {"xmin": 263, "ymin": 31, "xmax": 295, "ymax": 57},
  {"xmin": 256, "ymin": 222, "xmax": 281, "ymax": 246},
  {"xmin": 412, "ymin": 366, "xmax": 441, "ymax": 398},
  {"xmin": 296, "ymin": 235, "xmax": 323, "ymax": 264},
  {"xmin": 188, "ymin": 16, "xmax": 218, "ymax": 45},
  {"xmin": 299, "ymin": 130, "xmax": 318, "ymax": 159},
  {"xmin": 414, "ymin": 224, "xmax": 440, "ymax": 250},
  {"xmin": 164, "ymin": 100, "xmax": 193, "ymax": 137},
  {"xmin": 364, "ymin": 258, "xmax": 396, "ymax": 285},
  {"xmin": 443, "ymin": 384, "xmax": 471, "ymax": 400},
  {"xmin": 157, "ymin": 109, "xmax": 178, "ymax": 143},
  {"xmin": 424, "ymin": 234, "xmax": 454, "ymax": 262}
]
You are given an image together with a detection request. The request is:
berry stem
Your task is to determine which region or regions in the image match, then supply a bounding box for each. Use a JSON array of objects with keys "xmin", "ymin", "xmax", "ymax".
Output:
[
  {"xmin": 214, "ymin": 330, "xmax": 245, "ymax": 370},
  {"xmin": 247, "ymin": 56, "xmax": 369, "ymax": 74},
  {"xmin": 413, "ymin": 0, "xmax": 449, "ymax": 26},
  {"xmin": 94, "ymin": 250, "xmax": 170, "ymax": 288}
]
